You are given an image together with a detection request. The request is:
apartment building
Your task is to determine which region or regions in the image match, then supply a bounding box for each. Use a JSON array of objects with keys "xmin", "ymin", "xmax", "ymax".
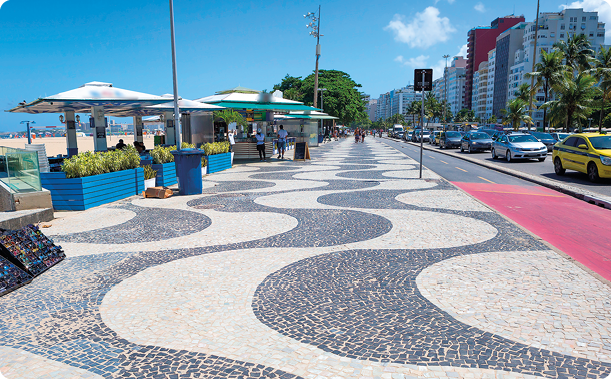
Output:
[
  {"xmin": 493, "ymin": 23, "xmax": 527, "ymax": 117},
  {"xmin": 447, "ymin": 56, "xmax": 467, "ymax": 114},
  {"xmin": 465, "ymin": 15, "xmax": 526, "ymax": 110},
  {"xmin": 508, "ymin": 8, "xmax": 606, "ymax": 127},
  {"xmin": 374, "ymin": 86, "xmax": 418, "ymax": 121},
  {"xmin": 472, "ymin": 61, "xmax": 488, "ymax": 120}
]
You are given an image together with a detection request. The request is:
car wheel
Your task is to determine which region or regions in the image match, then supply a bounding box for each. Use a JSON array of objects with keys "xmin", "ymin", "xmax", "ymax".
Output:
[
  {"xmin": 468, "ymin": 145, "xmax": 473, "ymax": 154},
  {"xmin": 491, "ymin": 148, "xmax": 497, "ymax": 159},
  {"xmin": 460, "ymin": 145, "xmax": 464, "ymax": 153},
  {"xmin": 506, "ymin": 150, "xmax": 512, "ymax": 162},
  {"xmin": 554, "ymin": 157, "xmax": 565, "ymax": 175},
  {"xmin": 440, "ymin": 143, "xmax": 444, "ymax": 149},
  {"xmin": 588, "ymin": 162, "xmax": 600, "ymax": 183},
  {"xmin": 538, "ymin": 157, "xmax": 546, "ymax": 162}
]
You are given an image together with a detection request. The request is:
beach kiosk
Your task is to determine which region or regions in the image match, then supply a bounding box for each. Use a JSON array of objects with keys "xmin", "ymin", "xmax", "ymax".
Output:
[
  {"xmin": 194, "ymin": 87, "xmax": 320, "ymax": 160},
  {"xmin": 7, "ymin": 82, "xmax": 169, "ymax": 156}
]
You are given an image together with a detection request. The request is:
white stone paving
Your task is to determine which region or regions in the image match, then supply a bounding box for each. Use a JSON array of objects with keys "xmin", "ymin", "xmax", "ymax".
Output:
[
  {"xmin": 417, "ymin": 250, "xmax": 611, "ymax": 363},
  {"xmin": 0, "ymin": 346, "xmax": 103, "ymax": 379}
]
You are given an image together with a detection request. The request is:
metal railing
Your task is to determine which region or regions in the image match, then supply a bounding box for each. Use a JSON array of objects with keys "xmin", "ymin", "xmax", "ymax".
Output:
[{"xmin": 0, "ymin": 146, "xmax": 42, "ymax": 193}]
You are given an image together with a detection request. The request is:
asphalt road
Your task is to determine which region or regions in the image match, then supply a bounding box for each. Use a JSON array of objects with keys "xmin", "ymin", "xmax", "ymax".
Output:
[
  {"xmin": 379, "ymin": 136, "xmax": 611, "ymax": 282},
  {"xmin": 385, "ymin": 136, "xmax": 611, "ymax": 198}
]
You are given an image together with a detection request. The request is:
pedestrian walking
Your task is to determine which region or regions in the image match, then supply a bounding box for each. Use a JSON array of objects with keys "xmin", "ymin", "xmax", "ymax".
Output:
[
  {"xmin": 256, "ymin": 128, "xmax": 266, "ymax": 161},
  {"xmin": 361, "ymin": 130, "xmax": 365, "ymax": 143},
  {"xmin": 277, "ymin": 124, "xmax": 288, "ymax": 159},
  {"xmin": 355, "ymin": 128, "xmax": 360, "ymax": 143}
]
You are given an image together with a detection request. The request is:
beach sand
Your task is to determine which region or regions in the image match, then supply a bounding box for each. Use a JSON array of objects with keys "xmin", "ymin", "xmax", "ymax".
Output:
[{"xmin": 0, "ymin": 136, "xmax": 155, "ymax": 157}]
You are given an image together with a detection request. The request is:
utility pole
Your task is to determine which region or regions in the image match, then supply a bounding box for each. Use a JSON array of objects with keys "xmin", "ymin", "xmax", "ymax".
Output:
[
  {"xmin": 169, "ymin": 0, "xmax": 181, "ymax": 150},
  {"xmin": 528, "ymin": 0, "xmax": 540, "ymax": 132},
  {"xmin": 20, "ymin": 121, "xmax": 35, "ymax": 144},
  {"xmin": 306, "ymin": 6, "xmax": 322, "ymax": 108}
]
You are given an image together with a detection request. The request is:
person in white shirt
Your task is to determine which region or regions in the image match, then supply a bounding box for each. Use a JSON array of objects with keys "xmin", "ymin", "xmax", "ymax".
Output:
[
  {"xmin": 255, "ymin": 128, "xmax": 266, "ymax": 161},
  {"xmin": 277, "ymin": 125, "xmax": 288, "ymax": 159}
]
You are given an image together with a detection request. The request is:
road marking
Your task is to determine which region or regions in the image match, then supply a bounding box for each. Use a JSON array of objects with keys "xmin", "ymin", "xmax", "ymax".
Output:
[
  {"xmin": 428, "ymin": 156, "xmax": 436, "ymax": 159},
  {"xmin": 470, "ymin": 190, "xmax": 565, "ymax": 198},
  {"xmin": 455, "ymin": 167, "xmax": 468, "ymax": 172},
  {"xmin": 478, "ymin": 176, "xmax": 496, "ymax": 184},
  {"xmin": 440, "ymin": 160, "xmax": 449, "ymax": 164}
]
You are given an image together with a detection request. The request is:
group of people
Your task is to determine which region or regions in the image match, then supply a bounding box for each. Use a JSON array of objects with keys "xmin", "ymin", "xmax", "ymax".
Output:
[
  {"xmin": 115, "ymin": 139, "xmax": 146, "ymax": 153},
  {"xmin": 354, "ymin": 128, "xmax": 367, "ymax": 144},
  {"xmin": 256, "ymin": 125, "xmax": 288, "ymax": 161}
]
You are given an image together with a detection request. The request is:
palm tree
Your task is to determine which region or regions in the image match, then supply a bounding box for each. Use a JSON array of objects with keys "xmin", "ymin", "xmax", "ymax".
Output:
[
  {"xmin": 213, "ymin": 109, "xmax": 248, "ymax": 135},
  {"xmin": 543, "ymin": 72, "xmax": 599, "ymax": 132},
  {"xmin": 514, "ymin": 83, "xmax": 532, "ymax": 102},
  {"xmin": 526, "ymin": 49, "xmax": 567, "ymax": 132},
  {"xmin": 588, "ymin": 46, "xmax": 611, "ymax": 132},
  {"xmin": 487, "ymin": 115, "xmax": 497, "ymax": 124},
  {"xmin": 501, "ymin": 98, "xmax": 534, "ymax": 131},
  {"xmin": 553, "ymin": 33, "xmax": 594, "ymax": 72}
]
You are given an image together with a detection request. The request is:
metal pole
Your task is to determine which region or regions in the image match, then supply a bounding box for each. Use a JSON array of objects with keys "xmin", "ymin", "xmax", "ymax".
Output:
[
  {"xmin": 528, "ymin": 0, "xmax": 540, "ymax": 132},
  {"xmin": 420, "ymin": 71, "xmax": 425, "ymax": 179},
  {"xmin": 443, "ymin": 55, "xmax": 450, "ymax": 132},
  {"xmin": 27, "ymin": 122, "xmax": 32, "ymax": 144},
  {"xmin": 313, "ymin": 5, "xmax": 321, "ymax": 108},
  {"xmin": 169, "ymin": 0, "xmax": 181, "ymax": 150}
]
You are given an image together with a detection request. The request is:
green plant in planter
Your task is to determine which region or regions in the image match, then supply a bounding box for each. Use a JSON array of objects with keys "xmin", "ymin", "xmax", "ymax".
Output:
[
  {"xmin": 143, "ymin": 165, "xmax": 157, "ymax": 180},
  {"xmin": 150, "ymin": 145, "xmax": 174, "ymax": 164},
  {"xmin": 181, "ymin": 142, "xmax": 195, "ymax": 149},
  {"xmin": 202, "ymin": 141, "xmax": 230, "ymax": 156},
  {"xmin": 201, "ymin": 156, "xmax": 207, "ymax": 167},
  {"xmin": 61, "ymin": 145, "xmax": 140, "ymax": 178}
]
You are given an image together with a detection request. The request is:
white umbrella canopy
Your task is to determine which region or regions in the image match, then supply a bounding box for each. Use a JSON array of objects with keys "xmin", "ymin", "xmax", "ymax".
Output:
[
  {"xmin": 7, "ymin": 82, "xmax": 169, "ymax": 114},
  {"xmin": 107, "ymin": 99, "xmax": 224, "ymax": 117}
]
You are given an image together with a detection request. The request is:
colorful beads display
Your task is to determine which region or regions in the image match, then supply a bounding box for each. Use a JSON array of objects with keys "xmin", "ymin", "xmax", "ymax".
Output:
[{"xmin": 0, "ymin": 225, "xmax": 65, "ymax": 296}]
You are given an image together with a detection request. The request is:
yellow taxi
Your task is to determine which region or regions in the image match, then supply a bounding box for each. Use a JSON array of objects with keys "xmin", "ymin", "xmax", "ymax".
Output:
[{"xmin": 552, "ymin": 132, "xmax": 611, "ymax": 182}]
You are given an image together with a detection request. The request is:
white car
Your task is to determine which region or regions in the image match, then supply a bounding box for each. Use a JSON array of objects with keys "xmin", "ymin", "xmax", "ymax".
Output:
[{"xmin": 491, "ymin": 133, "xmax": 548, "ymax": 162}]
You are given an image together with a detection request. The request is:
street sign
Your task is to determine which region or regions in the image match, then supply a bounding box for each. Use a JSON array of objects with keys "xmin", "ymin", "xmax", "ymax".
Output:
[{"xmin": 414, "ymin": 69, "xmax": 433, "ymax": 92}]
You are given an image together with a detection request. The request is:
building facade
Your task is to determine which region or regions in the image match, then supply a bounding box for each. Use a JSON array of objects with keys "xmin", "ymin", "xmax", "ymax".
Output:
[
  {"xmin": 447, "ymin": 56, "xmax": 467, "ymax": 115},
  {"xmin": 493, "ymin": 23, "xmax": 527, "ymax": 117},
  {"xmin": 465, "ymin": 15, "xmax": 526, "ymax": 110}
]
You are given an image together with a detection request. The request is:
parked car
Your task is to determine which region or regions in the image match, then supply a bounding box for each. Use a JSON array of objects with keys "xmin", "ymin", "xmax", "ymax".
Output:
[
  {"xmin": 492, "ymin": 132, "xmax": 548, "ymax": 162},
  {"xmin": 529, "ymin": 131, "xmax": 557, "ymax": 152},
  {"xmin": 396, "ymin": 131, "xmax": 404, "ymax": 140},
  {"xmin": 433, "ymin": 131, "xmax": 442, "ymax": 145},
  {"xmin": 551, "ymin": 132, "xmax": 571, "ymax": 142},
  {"xmin": 479, "ymin": 129, "xmax": 499, "ymax": 137},
  {"xmin": 439, "ymin": 131, "xmax": 463, "ymax": 149},
  {"xmin": 553, "ymin": 132, "xmax": 611, "ymax": 182},
  {"xmin": 460, "ymin": 132, "xmax": 493, "ymax": 153},
  {"xmin": 411, "ymin": 129, "xmax": 419, "ymax": 142},
  {"xmin": 405, "ymin": 131, "xmax": 413, "ymax": 141},
  {"xmin": 416, "ymin": 130, "xmax": 430, "ymax": 143}
]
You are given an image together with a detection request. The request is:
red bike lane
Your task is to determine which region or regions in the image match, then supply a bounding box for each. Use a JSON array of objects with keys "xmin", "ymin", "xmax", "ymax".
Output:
[{"xmin": 453, "ymin": 182, "xmax": 611, "ymax": 281}]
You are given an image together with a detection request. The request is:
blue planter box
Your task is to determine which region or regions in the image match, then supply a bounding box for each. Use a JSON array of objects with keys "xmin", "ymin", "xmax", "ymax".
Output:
[
  {"xmin": 151, "ymin": 162, "xmax": 177, "ymax": 187},
  {"xmin": 40, "ymin": 168, "xmax": 144, "ymax": 211},
  {"xmin": 207, "ymin": 152, "xmax": 232, "ymax": 174}
]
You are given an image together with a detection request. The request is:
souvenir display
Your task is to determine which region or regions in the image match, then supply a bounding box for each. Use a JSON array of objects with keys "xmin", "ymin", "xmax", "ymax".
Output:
[
  {"xmin": 0, "ymin": 225, "xmax": 64, "ymax": 297},
  {"xmin": 0, "ymin": 255, "xmax": 31, "ymax": 296}
]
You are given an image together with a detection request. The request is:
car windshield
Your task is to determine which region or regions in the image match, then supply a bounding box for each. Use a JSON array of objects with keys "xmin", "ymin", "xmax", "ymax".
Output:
[
  {"xmin": 470, "ymin": 133, "xmax": 489, "ymax": 139},
  {"xmin": 532, "ymin": 132, "xmax": 554, "ymax": 139},
  {"xmin": 557, "ymin": 133, "xmax": 570, "ymax": 139},
  {"xmin": 446, "ymin": 132, "xmax": 461, "ymax": 138},
  {"xmin": 481, "ymin": 130, "xmax": 496, "ymax": 136},
  {"xmin": 588, "ymin": 136, "xmax": 611, "ymax": 149},
  {"xmin": 508, "ymin": 135, "xmax": 539, "ymax": 143}
]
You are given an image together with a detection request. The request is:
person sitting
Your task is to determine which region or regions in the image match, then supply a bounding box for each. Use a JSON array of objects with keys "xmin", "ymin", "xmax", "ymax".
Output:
[
  {"xmin": 133, "ymin": 141, "xmax": 145, "ymax": 154},
  {"xmin": 116, "ymin": 139, "xmax": 127, "ymax": 149}
]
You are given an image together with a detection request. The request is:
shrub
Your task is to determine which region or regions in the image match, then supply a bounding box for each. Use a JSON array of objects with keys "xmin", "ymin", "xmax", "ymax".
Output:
[
  {"xmin": 61, "ymin": 145, "xmax": 140, "ymax": 178},
  {"xmin": 202, "ymin": 141, "xmax": 230, "ymax": 156},
  {"xmin": 150, "ymin": 145, "xmax": 174, "ymax": 164},
  {"xmin": 201, "ymin": 156, "xmax": 207, "ymax": 167},
  {"xmin": 143, "ymin": 165, "xmax": 157, "ymax": 180}
]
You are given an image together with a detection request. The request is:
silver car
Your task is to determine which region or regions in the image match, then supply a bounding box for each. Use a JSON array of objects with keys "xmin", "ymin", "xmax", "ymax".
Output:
[{"xmin": 491, "ymin": 133, "xmax": 548, "ymax": 162}]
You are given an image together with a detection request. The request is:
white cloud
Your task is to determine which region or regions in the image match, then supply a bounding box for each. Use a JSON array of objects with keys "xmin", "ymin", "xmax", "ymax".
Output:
[
  {"xmin": 385, "ymin": 7, "xmax": 456, "ymax": 48},
  {"xmin": 0, "ymin": 0, "xmax": 9, "ymax": 9},
  {"xmin": 561, "ymin": 0, "xmax": 611, "ymax": 39},
  {"xmin": 474, "ymin": 2, "xmax": 486, "ymax": 12},
  {"xmin": 395, "ymin": 55, "xmax": 404, "ymax": 63},
  {"xmin": 457, "ymin": 43, "xmax": 468, "ymax": 58}
]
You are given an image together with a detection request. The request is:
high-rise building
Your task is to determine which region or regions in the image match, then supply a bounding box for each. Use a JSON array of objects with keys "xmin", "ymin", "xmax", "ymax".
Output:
[
  {"xmin": 465, "ymin": 15, "xmax": 525, "ymax": 110},
  {"xmin": 493, "ymin": 23, "xmax": 527, "ymax": 117},
  {"xmin": 374, "ymin": 86, "xmax": 418, "ymax": 121},
  {"xmin": 485, "ymin": 49, "xmax": 496, "ymax": 120},
  {"xmin": 508, "ymin": 8, "xmax": 606, "ymax": 128},
  {"xmin": 364, "ymin": 95, "xmax": 378, "ymax": 122},
  {"xmin": 447, "ymin": 56, "xmax": 467, "ymax": 114},
  {"xmin": 472, "ymin": 61, "xmax": 488, "ymax": 121}
]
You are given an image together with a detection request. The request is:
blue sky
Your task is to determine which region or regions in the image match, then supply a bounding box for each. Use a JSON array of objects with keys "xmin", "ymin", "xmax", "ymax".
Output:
[{"xmin": 1, "ymin": 0, "xmax": 610, "ymax": 132}]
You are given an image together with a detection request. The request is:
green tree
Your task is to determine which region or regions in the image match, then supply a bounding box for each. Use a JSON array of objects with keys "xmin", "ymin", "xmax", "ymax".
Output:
[
  {"xmin": 553, "ymin": 33, "xmax": 594, "ymax": 72},
  {"xmin": 514, "ymin": 83, "xmax": 532, "ymax": 102},
  {"xmin": 213, "ymin": 109, "xmax": 248, "ymax": 133},
  {"xmin": 387, "ymin": 113, "xmax": 406, "ymax": 126},
  {"xmin": 487, "ymin": 115, "xmax": 497, "ymax": 124},
  {"xmin": 454, "ymin": 108, "xmax": 475, "ymax": 122},
  {"xmin": 273, "ymin": 70, "xmax": 368, "ymax": 126},
  {"xmin": 526, "ymin": 49, "xmax": 567, "ymax": 131},
  {"xmin": 501, "ymin": 98, "xmax": 533, "ymax": 131},
  {"xmin": 543, "ymin": 72, "xmax": 599, "ymax": 132},
  {"xmin": 588, "ymin": 46, "xmax": 611, "ymax": 132}
]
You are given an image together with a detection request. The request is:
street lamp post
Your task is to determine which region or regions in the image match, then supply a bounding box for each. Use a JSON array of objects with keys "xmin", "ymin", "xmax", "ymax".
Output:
[
  {"xmin": 20, "ymin": 121, "xmax": 35, "ymax": 144},
  {"xmin": 442, "ymin": 54, "xmax": 450, "ymax": 131},
  {"xmin": 528, "ymin": 0, "xmax": 540, "ymax": 132},
  {"xmin": 318, "ymin": 88, "xmax": 327, "ymax": 112},
  {"xmin": 169, "ymin": 0, "xmax": 181, "ymax": 150},
  {"xmin": 305, "ymin": 6, "xmax": 323, "ymax": 108}
]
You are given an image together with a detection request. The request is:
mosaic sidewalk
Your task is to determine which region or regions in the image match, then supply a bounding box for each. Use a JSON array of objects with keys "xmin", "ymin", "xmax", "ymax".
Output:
[{"xmin": 1, "ymin": 138, "xmax": 610, "ymax": 379}]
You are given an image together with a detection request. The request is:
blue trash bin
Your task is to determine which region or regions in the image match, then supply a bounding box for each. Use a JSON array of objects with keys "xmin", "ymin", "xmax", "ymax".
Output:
[{"xmin": 171, "ymin": 149, "xmax": 205, "ymax": 195}]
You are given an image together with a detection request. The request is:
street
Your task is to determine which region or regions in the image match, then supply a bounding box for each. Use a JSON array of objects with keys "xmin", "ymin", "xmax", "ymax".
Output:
[{"xmin": 382, "ymin": 137, "xmax": 611, "ymax": 281}]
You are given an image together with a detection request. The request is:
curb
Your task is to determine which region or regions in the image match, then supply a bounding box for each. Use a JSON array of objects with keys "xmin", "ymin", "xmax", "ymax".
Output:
[{"xmin": 383, "ymin": 136, "xmax": 611, "ymax": 210}]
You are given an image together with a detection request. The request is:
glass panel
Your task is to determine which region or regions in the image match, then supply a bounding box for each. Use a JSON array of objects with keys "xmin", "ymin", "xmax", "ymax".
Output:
[{"xmin": 0, "ymin": 146, "xmax": 42, "ymax": 193}]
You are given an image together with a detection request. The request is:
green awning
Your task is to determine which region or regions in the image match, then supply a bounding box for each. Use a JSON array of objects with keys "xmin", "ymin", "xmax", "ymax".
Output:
[
  {"xmin": 207, "ymin": 101, "xmax": 320, "ymax": 112},
  {"xmin": 284, "ymin": 114, "xmax": 338, "ymax": 120}
]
